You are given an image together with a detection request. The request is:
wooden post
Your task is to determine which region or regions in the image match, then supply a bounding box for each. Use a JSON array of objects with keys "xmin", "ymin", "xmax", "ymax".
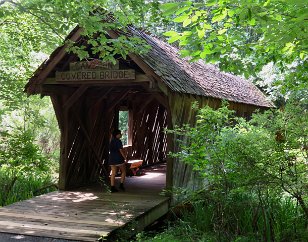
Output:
[
  {"xmin": 165, "ymin": 97, "xmax": 174, "ymax": 194},
  {"xmin": 58, "ymin": 96, "xmax": 70, "ymax": 190},
  {"xmin": 128, "ymin": 109, "xmax": 133, "ymax": 145}
]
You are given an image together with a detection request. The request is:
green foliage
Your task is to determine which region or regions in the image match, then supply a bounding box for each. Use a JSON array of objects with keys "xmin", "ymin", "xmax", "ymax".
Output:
[
  {"xmin": 119, "ymin": 110, "xmax": 129, "ymax": 146},
  {"xmin": 0, "ymin": 0, "xmax": 158, "ymax": 65},
  {"xmin": 0, "ymin": 127, "xmax": 57, "ymax": 206},
  {"xmin": 0, "ymin": 96, "xmax": 60, "ymax": 206},
  {"xmin": 138, "ymin": 194, "xmax": 307, "ymax": 242},
  {"xmin": 0, "ymin": 129, "xmax": 46, "ymax": 170},
  {"xmin": 0, "ymin": 1, "xmax": 62, "ymax": 206},
  {"xmin": 164, "ymin": 101, "xmax": 308, "ymax": 241},
  {"xmin": 0, "ymin": 167, "xmax": 56, "ymax": 206},
  {"xmin": 160, "ymin": 0, "xmax": 308, "ymax": 97}
]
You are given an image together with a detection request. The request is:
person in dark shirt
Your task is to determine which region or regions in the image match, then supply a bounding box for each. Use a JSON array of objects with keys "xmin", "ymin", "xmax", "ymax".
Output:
[{"xmin": 109, "ymin": 129, "xmax": 127, "ymax": 192}]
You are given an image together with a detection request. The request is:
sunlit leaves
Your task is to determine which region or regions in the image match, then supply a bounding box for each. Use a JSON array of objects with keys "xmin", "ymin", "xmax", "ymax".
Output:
[
  {"xmin": 211, "ymin": 8, "xmax": 227, "ymax": 23},
  {"xmin": 160, "ymin": 2, "xmax": 179, "ymax": 16},
  {"xmin": 170, "ymin": 100, "xmax": 308, "ymax": 220},
  {"xmin": 160, "ymin": 0, "xmax": 308, "ymax": 99}
]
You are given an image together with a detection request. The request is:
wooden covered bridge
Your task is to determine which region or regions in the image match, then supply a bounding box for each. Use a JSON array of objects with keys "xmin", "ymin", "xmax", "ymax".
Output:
[{"xmin": 0, "ymin": 25, "xmax": 273, "ymax": 241}]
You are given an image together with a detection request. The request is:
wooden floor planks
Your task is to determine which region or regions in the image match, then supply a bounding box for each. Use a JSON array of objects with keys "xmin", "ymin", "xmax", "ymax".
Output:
[{"xmin": 0, "ymin": 164, "xmax": 169, "ymax": 241}]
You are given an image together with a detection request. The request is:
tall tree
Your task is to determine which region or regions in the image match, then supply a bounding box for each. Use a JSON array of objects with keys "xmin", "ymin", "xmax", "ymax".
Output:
[{"xmin": 160, "ymin": 0, "xmax": 308, "ymax": 98}]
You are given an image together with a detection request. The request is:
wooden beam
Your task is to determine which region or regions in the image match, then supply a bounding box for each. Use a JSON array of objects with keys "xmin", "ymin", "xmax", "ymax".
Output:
[
  {"xmin": 41, "ymin": 85, "xmax": 76, "ymax": 95},
  {"xmin": 152, "ymin": 93, "xmax": 169, "ymax": 109},
  {"xmin": 75, "ymin": 114, "xmax": 108, "ymax": 178},
  {"xmin": 137, "ymin": 96, "xmax": 155, "ymax": 115},
  {"xmin": 165, "ymin": 96, "xmax": 174, "ymax": 193},
  {"xmin": 36, "ymin": 28, "xmax": 83, "ymax": 85},
  {"xmin": 107, "ymin": 89, "xmax": 131, "ymax": 113},
  {"xmin": 107, "ymin": 30, "xmax": 162, "ymax": 82},
  {"xmin": 63, "ymin": 85, "xmax": 89, "ymax": 111},
  {"xmin": 59, "ymin": 98, "xmax": 70, "ymax": 190}
]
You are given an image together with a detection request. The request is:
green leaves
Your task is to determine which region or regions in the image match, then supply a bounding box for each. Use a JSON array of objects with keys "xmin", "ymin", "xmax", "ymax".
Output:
[
  {"xmin": 171, "ymin": 99, "xmax": 308, "ymax": 224},
  {"xmin": 159, "ymin": 0, "xmax": 308, "ymax": 100},
  {"xmin": 211, "ymin": 8, "xmax": 228, "ymax": 23},
  {"xmin": 174, "ymin": 15, "xmax": 189, "ymax": 23},
  {"xmin": 183, "ymin": 18, "xmax": 192, "ymax": 27},
  {"xmin": 160, "ymin": 2, "xmax": 179, "ymax": 16}
]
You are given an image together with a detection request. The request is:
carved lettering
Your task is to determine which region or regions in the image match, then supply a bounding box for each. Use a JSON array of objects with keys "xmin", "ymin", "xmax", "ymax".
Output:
[{"xmin": 56, "ymin": 70, "xmax": 135, "ymax": 82}]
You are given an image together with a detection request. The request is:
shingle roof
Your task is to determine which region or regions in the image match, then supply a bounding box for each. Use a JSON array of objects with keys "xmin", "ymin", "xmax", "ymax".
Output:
[
  {"xmin": 132, "ymin": 29, "xmax": 273, "ymax": 107},
  {"xmin": 25, "ymin": 26, "xmax": 273, "ymax": 108}
]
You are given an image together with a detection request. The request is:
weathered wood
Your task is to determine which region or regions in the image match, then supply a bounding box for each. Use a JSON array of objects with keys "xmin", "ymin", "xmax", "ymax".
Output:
[
  {"xmin": 0, "ymin": 212, "xmax": 121, "ymax": 227},
  {"xmin": 45, "ymin": 73, "xmax": 150, "ymax": 85},
  {"xmin": 137, "ymin": 96, "xmax": 155, "ymax": 115},
  {"xmin": 26, "ymin": 27, "xmax": 83, "ymax": 94},
  {"xmin": 70, "ymin": 60, "xmax": 119, "ymax": 70},
  {"xmin": 41, "ymin": 85, "xmax": 76, "ymax": 95},
  {"xmin": 75, "ymin": 114, "xmax": 108, "ymax": 178},
  {"xmin": 24, "ymin": 22, "xmax": 270, "ymax": 198},
  {"xmin": 58, "ymin": 95, "xmax": 70, "ymax": 190},
  {"xmin": 107, "ymin": 89, "xmax": 131, "ymax": 113},
  {"xmin": 128, "ymin": 109, "xmax": 133, "ymax": 145},
  {"xmin": 63, "ymin": 85, "xmax": 89, "ymax": 110},
  {"xmin": 56, "ymin": 69, "xmax": 135, "ymax": 82},
  {"xmin": 0, "ymin": 166, "xmax": 169, "ymax": 241}
]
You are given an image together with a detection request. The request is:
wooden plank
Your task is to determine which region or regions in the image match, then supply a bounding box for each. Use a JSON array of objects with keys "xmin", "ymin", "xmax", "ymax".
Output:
[
  {"xmin": 0, "ymin": 220, "xmax": 108, "ymax": 236},
  {"xmin": 0, "ymin": 221, "xmax": 105, "ymax": 242},
  {"xmin": 128, "ymin": 109, "xmax": 133, "ymax": 145},
  {"xmin": 0, "ymin": 211, "xmax": 123, "ymax": 227},
  {"xmin": 0, "ymin": 165, "xmax": 168, "ymax": 241},
  {"xmin": 45, "ymin": 73, "xmax": 149, "ymax": 85},
  {"xmin": 63, "ymin": 85, "xmax": 89, "ymax": 110},
  {"xmin": 59, "ymin": 95, "xmax": 70, "ymax": 190},
  {"xmin": 0, "ymin": 216, "xmax": 119, "ymax": 233},
  {"xmin": 152, "ymin": 93, "xmax": 169, "ymax": 109},
  {"xmin": 70, "ymin": 60, "xmax": 119, "ymax": 70},
  {"xmin": 137, "ymin": 96, "xmax": 155, "ymax": 115},
  {"xmin": 0, "ymin": 227, "xmax": 97, "ymax": 242}
]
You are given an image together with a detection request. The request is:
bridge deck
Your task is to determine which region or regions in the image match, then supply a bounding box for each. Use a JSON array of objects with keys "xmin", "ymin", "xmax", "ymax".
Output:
[{"xmin": 0, "ymin": 164, "xmax": 168, "ymax": 241}]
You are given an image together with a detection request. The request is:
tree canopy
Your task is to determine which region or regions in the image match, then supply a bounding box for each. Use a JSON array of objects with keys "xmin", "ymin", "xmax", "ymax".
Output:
[
  {"xmin": 1, "ymin": 0, "xmax": 307, "ymax": 100},
  {"xmin": 161, "ymin": 0, "xmax": 307, "ymax": 98}
]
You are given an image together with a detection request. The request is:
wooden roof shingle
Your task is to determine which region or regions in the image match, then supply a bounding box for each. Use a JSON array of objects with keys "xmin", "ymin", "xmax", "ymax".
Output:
[
  {"xmin": 132, "ymin": 29, "xmax": 273, "ymax": 108},
  {"xmin": 25, "ymin": 26, "xmax": 273, "ymax": 108}
]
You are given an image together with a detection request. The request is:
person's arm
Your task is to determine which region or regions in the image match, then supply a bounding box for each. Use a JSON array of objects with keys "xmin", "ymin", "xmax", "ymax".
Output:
[
  {"xmin": 117, "ymin": 139, "xmax": 127, "ymax": 162},
  {"xmin": 119, "ymin": 148, "xmax": 127, "ymax": 163}
]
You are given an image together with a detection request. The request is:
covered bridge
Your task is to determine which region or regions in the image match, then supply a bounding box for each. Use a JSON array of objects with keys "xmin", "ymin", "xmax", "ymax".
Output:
[{"xmin": 25, "ymin": 26, "xmax": 273, "ymax": 192}]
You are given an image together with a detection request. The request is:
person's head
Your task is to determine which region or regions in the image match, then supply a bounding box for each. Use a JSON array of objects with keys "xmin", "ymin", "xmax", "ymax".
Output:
[{"xmin": 112, "ymin": 129, "xmax": 122, "ymax": 139}]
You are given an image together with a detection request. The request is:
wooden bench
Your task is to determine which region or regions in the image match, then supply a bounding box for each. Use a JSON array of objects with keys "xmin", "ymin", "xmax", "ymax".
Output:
[
  {"xmin": 123, "ymin": 145, "xmax": 143, "ymax": 176},
  {"xmin": 126, "ymin": 159, "xmax": 143, "ymax": 176}
]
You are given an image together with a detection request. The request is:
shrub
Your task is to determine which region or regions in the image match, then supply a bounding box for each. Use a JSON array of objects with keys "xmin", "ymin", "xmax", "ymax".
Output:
[{"xmin": 163, "ymin": 100, "xmax": 308, "ymax": 241}]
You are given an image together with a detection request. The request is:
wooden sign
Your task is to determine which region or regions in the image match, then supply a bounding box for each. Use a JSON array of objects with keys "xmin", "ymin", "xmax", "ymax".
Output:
[
  {"xmin": 70, "ymin": 60, "xmax": 119, "ymax": 71},
  {"xmin": 55, "ymin": 59, "xmax": 135, "ymax": 82},
  {"xmin": 56, "ymin": 69, "xmax": 135, "ymax": 82}
]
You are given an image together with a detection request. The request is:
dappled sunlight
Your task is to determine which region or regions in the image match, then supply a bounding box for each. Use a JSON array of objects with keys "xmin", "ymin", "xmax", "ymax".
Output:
[
  {"xmin": 141, "ymin": 172, "xmax": 164, "ymax": 179},
  {"xmin": 0, "ymin": 163, "xmax": 169, "ymax": 240},
  {"xmin": 12, "ymin": 235, "xmax": 26, "ymax": 240},
  {"xmin": 72, "ymin": 193, "xmax": 99, "ymax": 203},
  {"xmin": 104, "ymin": 209, "xmax": 134, "ymax": 225},
  {"xmin": 41, "ymin": 192, "xmax": 99, "ymax": 202},
  {"xmin": 105, "ymin": 218, "xmax": 125, "ymax": 225}
]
